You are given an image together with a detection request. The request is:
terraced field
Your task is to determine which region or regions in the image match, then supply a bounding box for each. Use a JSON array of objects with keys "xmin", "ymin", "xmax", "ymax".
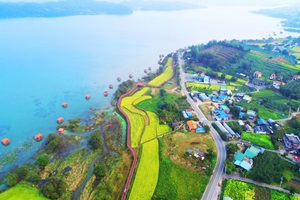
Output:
[
  {"xmin": 129, "ymin": 139, "xmax": 159, "ymax": 200},
  {"xmin": 201, "ymin": 45, "xmax": 243, "ymax": 61}
]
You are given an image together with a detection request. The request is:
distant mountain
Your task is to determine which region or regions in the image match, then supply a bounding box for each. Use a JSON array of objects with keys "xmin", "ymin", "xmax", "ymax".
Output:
[
  {"xmin": 121, "ymin": 0, "xmax": 204, "ymax": 11},
  {"xmin": 0, "ymin": 0, "xmax": 133, "ymax": 18}
]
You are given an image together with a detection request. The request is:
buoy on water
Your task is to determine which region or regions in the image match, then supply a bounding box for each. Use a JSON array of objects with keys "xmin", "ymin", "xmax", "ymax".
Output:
[
  {"xmin": 104, "ymin": 91, "xmax": 109, "ymax": 96},
  {"xmin": 148, "ymin": 67, "xmax": 151, "ymax": 71},
  {"xmin": 1, "ymin": 138, "xmax": 10, "ymax": 146},
  {"xmin": 57, "ymin": 117, "xmax": 64, "ymax": 124},
  {"xmin": 62, "ymin": 102, "xmax": 68, "ymax": 108},
  {"xmin": 109, "ymin": 84, "xmax": 113, "ymax": 89},
  {"xmin": 129, "ymin": 74, "xmax": 133, "ymax": 79},
  {"xmin": 144, "ymin": 69, "xmax": 148, "ymax": 73},
  {"xmin": 85, "ymin": 94, "xmax": 91, "ymax": 100},
  {"xmin": 58, "ymin": 128, "xmax": 64, "ymax": 134},
  {"xmin": 117, "ymin": 77, "xmax": 121, "ymax": 82},
  {"xmin": 34, "ymin": 133, "xmax": 43, "ymax": 141}
]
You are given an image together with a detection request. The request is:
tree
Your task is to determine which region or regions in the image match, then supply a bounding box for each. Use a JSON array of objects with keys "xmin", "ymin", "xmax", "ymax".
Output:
[
  {"xmin": 36, "ymin": 154, "xmax": 49, "ymax": 169},
  {"xmin": 5, "ymin": 172, "xmax": 18, "ymax": 187},
  {"xmin": 230, "ymin": 106, "xmax": 240, "ymax": 119},
  {"xmin": 94, "ymin": 162, "xmax": 107, "ymax": 181},
  {"xmin": 16, "ymin": 165, "xmax": 30, "ymax": 181},
  {"xmin": 226, "ymin": 143, "xmax": 239, "ymax": 156},
  {"xmin": 90, "ymin": 130, "xmax": 102, "ymax": 150},
  {"xmin": 29, "ymin": 171, "xmax": 40, "ymax": 184},
  {"xmin": 41, "ymin": 176, "xmax": 67, "ymax": 199},
  {"xmin": 45, "ymin": 133, "xmax": 62, "ymax": 153}
]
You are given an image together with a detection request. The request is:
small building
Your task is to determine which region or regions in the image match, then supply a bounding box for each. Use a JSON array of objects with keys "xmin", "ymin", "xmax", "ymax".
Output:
[
  {"xmin": 219, "ymin": 87, "xmax": 229, "ymax": 95},
  {"xmin": 253, "ymin": 71, "xmax": 262, "ymax": 78},
  {"xmin": 269, "ymin": 73, "xmax": 276, "ymax": 80},
  {"xmin": 247, "ymin": 110, "xmax": 257, "ymax": 117},
  {"xmin": 182, "ymin": 111, "xmax": 189, "ymax": 119},
  {"xmin": 223, "ymin": 122, "xmax": 238, "ymax": 137},
  {"xmin": 185, "ymin": 109, "xmax": 193, "ymax": 118},
  {"xmin": 221, "ymin": 105, "xmax": 230, "ymax": 113},
  {"xmin": 233, "ymin": 151, "xmax": 253, "ymax": 171},
  {"xmin": 293, "ymin": 75, "xmax": 300, "ymax": 80},
  {"xmin": 272, "ymin": 80, "xmax": 285, "ymax": 90},
  {"xmin": 170, "ymin": 121, "xmax": 182, "ymax": 130},
  {"xmin": 252, "ymin": 78, "xmax": 265, "ymax": 86},
  {"xmin": 284, "ymin": 133, "xmax": 300, "ymax": 151},
  {"xmin": 212, "ymin": 94, "xmax": 228, "ymax": 103},
  {"xmin": 293, "ymin": 156, "xmax": 300, "ymax": 163},
  {"xmin": 244, "ymin": 146, "xmax": 261, "ymax": 158},
  {"xmin": 186, "ymin": 120, "xmax": 200, "ymax": 133},
  {"xmin": 254, "ymin": 126, "xmax": 266, "ymax": 133},
  {"xmin": 238, "ymin": 120, "xmax": 245, "ymax": 126},
  {"xmin": 267, "ymin": 118, "xmax": 276, "ymax": 125},
  {"xmin": 198, "ymin": 93, "xmax": 210, "ymax": 102},
  {"xmin": 242, "ymin": 95, "xmax": 252, "ymax": 103},
  {"xmin": 257, "ymin": 118, "xmax": 267, "ymax": 125},
  {"xmin": 214, "ymin": 109, "xmax": 229, "ymax": 121}
]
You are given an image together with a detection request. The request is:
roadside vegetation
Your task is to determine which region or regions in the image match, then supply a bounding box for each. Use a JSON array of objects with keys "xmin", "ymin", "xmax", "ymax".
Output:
[{"xmin": 242, "ymin": 132, "xmax": 275, "ymax": 150}]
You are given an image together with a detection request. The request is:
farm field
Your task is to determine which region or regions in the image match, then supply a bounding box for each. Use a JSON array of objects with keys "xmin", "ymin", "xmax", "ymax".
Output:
[
  {"xmin": 148, "ymin": 58, "xmax": 174, "ymax": 87},
  {"xmin": 242, "ymin": 132, "xmax": 275, "ymax": 150},
  {"xmin": 133, "ymin": 95, "xmax": 152, "ymax": 105},
  {"xmin": 222, "ymin": 179, "xmax": 300, "ymax": 200},
  {"xmin": 153, "ymin": 139, "xmax": 210, "ymax": 199},
  {"xmin": 129, "ymin": 139, "xmax": 159, "ymax": 200},
  {"xmin": 120, "ymin": 87, "xmax": 150, "ymax": 107},
  {"xmin": 186, "ymin": 82, "xmax": 235, "ymax": 91},
  {"xmin": 0, "ymin": 183, "xmax": 48, "ymax": 200}
]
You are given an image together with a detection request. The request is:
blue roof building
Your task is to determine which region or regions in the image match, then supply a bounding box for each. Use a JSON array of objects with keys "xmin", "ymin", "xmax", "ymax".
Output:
[
  {"xmin": 214, "ymin": 109, "xmax": 229, "ymax": 121},
  {"xmin": 257, "ymin": 118, "xmax": 267, "ymax": 125}
]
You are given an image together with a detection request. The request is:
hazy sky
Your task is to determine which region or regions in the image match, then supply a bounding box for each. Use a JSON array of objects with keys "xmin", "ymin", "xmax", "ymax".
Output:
[{"xmin": 0, "ymin": 0, "xmax": 299, "ymax": 7}]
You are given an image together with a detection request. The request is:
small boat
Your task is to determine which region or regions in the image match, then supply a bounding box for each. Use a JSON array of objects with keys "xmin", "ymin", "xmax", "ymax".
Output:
[
  {"xmin": 85, "ymin": 94, "xmax": 91, "ymax": 100},
  {"xmin": 57, "ymin": 117, "xmax": 64, "ymax": 124},
  {"xmin": 62, "ymin": 102, "xmax": 68, "ymax": 108},
  {"xmin": 34, "ymin": 133, "xmax": 43, "ymax": 141},
  {"xmin": 104, "ymin": 91, "xmax": 109, "ymax": 96},
  {"xmin": 1, "ymin": 138, "xmax": 10, "ymax": 146},
  {"xmin": 109, "ymin": 84, "xmax": 113, "ymax": 89}
]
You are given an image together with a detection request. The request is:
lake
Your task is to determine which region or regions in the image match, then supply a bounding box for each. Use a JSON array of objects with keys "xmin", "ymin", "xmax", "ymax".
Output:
[{"xmin": 0, "ymin": 5, "xmax": 298, "ymax": 171}]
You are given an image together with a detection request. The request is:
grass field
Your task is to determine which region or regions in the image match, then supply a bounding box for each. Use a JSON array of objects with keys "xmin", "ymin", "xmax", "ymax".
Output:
[
  {"xmin": 242, "ymin": 132, "xmax": 275, "ymax": 150},
  {"xmin": 129, "ymin": 139, "xmax": 159, "ymax": 200},
  {"xmin": 186, "ymin": 82, "xmax": 236, "ymax": 91},
  {"xmin": 222, "ymin": 179, "xmax": 300, "ymax": 200},
  {"xmin": 153, "ymin": 139, "xmax": 210, "ymax": 199},
  {"xmin": 0, "ymin": 183, "xmax": 48, "ymax": 200},
  {"xmin": 133, "ymin": 95, "xmax": 152, "ymax": 105},
  {"xmin": 199, "ymin": 104, "xmax": 213, "ymax": 121}
]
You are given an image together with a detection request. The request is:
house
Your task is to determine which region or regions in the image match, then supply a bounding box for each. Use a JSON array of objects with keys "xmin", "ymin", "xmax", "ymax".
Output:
[
  {"xmin": 214, "ymin": 109, "xmax": 229, "ymax": 121},
  {"xmin": 198, "ymin": 93, "xmax": 210, "ymax": 102},
  {"xmin": 219, "ymin": 87, "xmax": 229, "ymax": 95},
  {"xmin": 233, "ymin": 146, "xmax": 262, "ymax": 171},
  {"xmin": 203, "ymin": 76, "xmax": 210, "ymax": 84},
  {"xmin": 220, "ymin": 105, "xmax": 230, "ymax": 113},
  {"xmin": 233, "ymin": 151, "xmax": 253, "ymax": 171},
  {"xmin": 247, "ymin": 110, "xmax": 257, "ymax": 117},
  {"xmin": 238, "ymin": 120, "xmax": 245, "ymax": 126},
  {"xmin": 212, "ymin": 94, "xmax": 228, "ymax": 103},
  {"xmin": 267, "ymin": 118, "xmax": 276, "ymax": 125},
  {"xmin": 270, "ymin": 73, "xmax": 276, "ymax": 80},
  {"xmin": 185, "ymin": 109, "xmax": 193, "ymax": 118},
  {"xmin": 252, "ymin": 78, "xmax": 265, "ymax": 86},
  {"xmin": 272, "ymin": 81, "xmax": 285, "ymax": 90},
  {"xmin": 242, "ymin": 95, "xmax": 252, "ymax": 103},
  {"xmin": 254, "ymin": 126, "xmax": 266, "ymax": 134},
  {"xmin": 253, "ymin": 71, "xmax": 262, "ymax": 78},
  {"xmin": 284, "ymin": 133, "xmax": 300, "ymax": 151},
  {"xmin": 170, "ymin": 121, "xmax": 182, "ymax": 130},
  {"xmin": 293, "ymin": 75, "xmax": 300, "ymax": 80},
  {"xmin": 257, "ymin": 118, "xmax": 267, "ymax": 125},
  {"xmin": 186, "ymin": 120, "xmax": 204, "ymax": 133},
  {"xmin": 182, "ymin": 111, "xmax": 188, "ymax": 119}
]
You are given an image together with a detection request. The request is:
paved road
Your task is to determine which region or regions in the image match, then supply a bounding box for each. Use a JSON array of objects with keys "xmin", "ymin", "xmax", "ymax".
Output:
[
  {"xmin": 178, "ymin": 53, "xmax": 226, "ymax": 200},
  {"xmin": 226, "ymin": 173, "xmax": 300, "ymax": 197}
]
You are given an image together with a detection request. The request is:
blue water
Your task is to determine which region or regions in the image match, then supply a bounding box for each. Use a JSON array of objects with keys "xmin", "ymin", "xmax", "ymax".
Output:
[{"xmin": 0, "ymin": 6, "xmax": 299, "ymax": 170}]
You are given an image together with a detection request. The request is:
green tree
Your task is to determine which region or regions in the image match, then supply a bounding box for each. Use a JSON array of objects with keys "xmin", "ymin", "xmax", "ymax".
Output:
[
  {"xmin": 89, "ymin": 130, "xmax": 102, "ymax": 150},
  {"xmin": 36, "ymin": 154, "xmax": 49, "ymax": 169},
  {"xmin": 5, "ymin": 172, "xmax": 18, "ymax": 187},
  {"xmin": 29, "ymin": 171, "xmax": 40, "ymax": 184},
  {"xmin": 16, "ymin": 165, "xmax": 30, "ymax": 181},
  {"xmin": 45, "ymin": 133, "xmax": 62, "ymax": 153},
  {"xmin": 41, "ymin": 176, "xmax": 67, "ymax": 199},
  {"xmin": 94, "ymin": 162, "xmax": 107, "ymax": 181}
]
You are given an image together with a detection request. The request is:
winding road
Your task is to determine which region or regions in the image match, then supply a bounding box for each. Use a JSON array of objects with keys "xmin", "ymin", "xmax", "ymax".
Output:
[{"xmin": 178, "ymin": 53, "xmax": 226, "ymax": 200}]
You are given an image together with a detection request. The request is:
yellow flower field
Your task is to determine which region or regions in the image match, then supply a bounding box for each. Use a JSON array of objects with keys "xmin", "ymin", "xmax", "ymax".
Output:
[{"xmin": 129, "ymin": 139, "xmax": 159, "ymax": 200}]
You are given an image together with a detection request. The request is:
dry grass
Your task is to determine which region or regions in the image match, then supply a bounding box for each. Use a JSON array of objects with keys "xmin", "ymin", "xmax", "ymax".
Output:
[{"xmin": 199, "ymin": 104, "xmax": 214, "ymax": 121}]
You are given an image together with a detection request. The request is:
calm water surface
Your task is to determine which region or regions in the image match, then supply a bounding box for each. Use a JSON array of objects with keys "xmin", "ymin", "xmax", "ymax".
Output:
[{"xmin": 0, "ymin": 6, "xmax": 298, "ymax": 170}]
